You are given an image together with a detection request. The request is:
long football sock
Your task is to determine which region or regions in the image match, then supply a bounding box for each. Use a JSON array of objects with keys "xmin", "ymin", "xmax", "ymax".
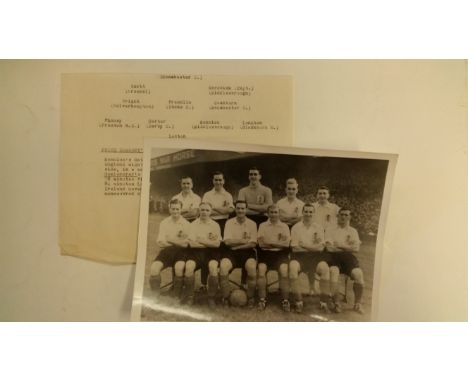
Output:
[
  {"xmin": 290, "ymin": 277, "xmax": 302, "ymax": 302},
  {"xmin": 279, "ymin": 276, "xmax": 290, "ymax": 301},
  {"xmin": 307, "ymin": 272, "xmax": 315, "ymax": 292},
  {"xmin": 172, "ymin": 276, "xmax": 184, "ymax": 299},
  {"xmin": 219, "ymin": 275, "xmax": 230, "ymax": 299},
  {"xmin": 246, "ymin": 275, "xmax": 256, "ymax": 299},
  {"xmin": 353, "ymin": 283, "xmax": 363, "ymax": 304},
  {"xmin": 207, "ymin": 275, "xmax": 218, "ymax": 298},
  {"xmin": 314, "ymin": 274, "xmax": 321, "ymax": 294},
  {"xmin": 320, "ymin": 278, "xmax": 331, "ymax": 303},
  {"xmin": 330, "ymin": 280, "xmax": 339, "ymax": 300},
  {"xmin": 184, "ymin": 275, "xmax": 195, "ymax": 298},
  {"xmin": 149, "ymin": 275, "xmax": 161, "ymax": 292},
  {"xmin": 257, "ymin": 275, "xmax": 267, "ymax": 299},
  {"xmin": 200, "ymin": 266, "xmax": 208, "ymax": 286}
]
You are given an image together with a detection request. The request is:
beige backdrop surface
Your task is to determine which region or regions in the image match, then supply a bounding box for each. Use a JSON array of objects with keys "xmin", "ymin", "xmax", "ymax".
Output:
[{"xmin": 1, "ymin": 60, "xmax": 466, "ymax": 321}]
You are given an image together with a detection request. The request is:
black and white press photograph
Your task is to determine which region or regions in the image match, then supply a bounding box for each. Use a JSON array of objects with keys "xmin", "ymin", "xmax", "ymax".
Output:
[{"xmin": 132, "ymin": 139, "xmax": 397, "ymax": 322}]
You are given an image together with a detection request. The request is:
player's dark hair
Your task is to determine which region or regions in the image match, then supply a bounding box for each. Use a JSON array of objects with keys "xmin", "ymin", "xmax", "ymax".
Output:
[
  {"xmin": 213, "ymin": 171, "xmax": 224, "ymax": 178},
  {"xmin": 267, "ymin": 203, "xmax": 279, "ymax": 213},
  {"xmin": 199, "ymin": 201, "xmax": 213, "ymax": 209},
  {"xmin": 169, "ymin": 198, "xmax": 183, "ymax": 208},
  {"xmin": 180, "ymin": 176, "xmax": 193, "ymax": 182},
  {"xmin": 235, "ymin": 200, "xmax": 248, "ymax": 208},
  {"xmin": 338, "ymin": 206, "xmax": 352, "ymax": 215},
  {"xmin": 249, "ymin": 166, "xmax": 261, "ymax": 175},
  {"xmin": 302, "ymin": 202, "xmax": 315, "ymax": 212},
  {"xmin": 317, "ymin": 185, "xmax": 329, "ymax": 192}
]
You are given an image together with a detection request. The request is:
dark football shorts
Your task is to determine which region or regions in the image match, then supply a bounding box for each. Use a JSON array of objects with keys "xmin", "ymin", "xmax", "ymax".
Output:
[
  {"xmin": 257, "ymin": 248, "xmax": 290, "ymax": 270},
  {"xmin": 221, "ymin": 245, "xmax": 257, "ymax": 272},
  {"xmin": 212, "ymin": 218, "xmax": 228, "ymax": 236},
  {"xmin": 247, "ymin": 214, "xmax": 268, "ymax": 228},
  {"xmin": 328, "ymin": 251, "xmax": 360, "ymax": 276},
  {"xmin": 188, "ymin": 247, "xmax": 222, "ymax": 270},
  {"xmin": 155, "ymin": 246, "xmax": 189, "ymax": 269},
  {"xmin": 290, "ymin": 251, "xmax": 332, "ymax": 274}
]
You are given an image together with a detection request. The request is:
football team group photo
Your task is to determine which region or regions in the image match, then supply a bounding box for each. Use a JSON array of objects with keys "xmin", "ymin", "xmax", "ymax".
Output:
[{"xmin": 139, "ymin": 147, "xmax": 391, "ymax": 322}]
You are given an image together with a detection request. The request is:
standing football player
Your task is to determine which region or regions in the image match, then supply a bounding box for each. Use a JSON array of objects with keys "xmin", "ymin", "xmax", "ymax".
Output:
[
  {"xmin": 312, "ymin": 186, "xmax": 340, "ymax": 231},
  {"xmin": 200, "ymin": 171, "xmax": 234, "ymax": 292},
  {"xmin": 310, "ymin": 186, "xmax": 340, "ymax": 295},
  {"xmin": 172, "ymin": 176, "xmax": 201, "ymax": 222},
  {"xmin": 277, "ymin": 178, "xmax": 305, "ymax": 227},
  {"xmin": 202, "ymin": 171, "xmax": 234, "ymax": 234},
  {"xmin": 237, "ymin": 167, "xmax": 273, "ymax": 228}
]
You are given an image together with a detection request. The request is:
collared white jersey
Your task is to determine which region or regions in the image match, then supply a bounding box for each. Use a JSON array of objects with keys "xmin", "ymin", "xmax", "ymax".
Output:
[
  {"xmin": 202, "ymin": 188, "xmax": 234, "ymax": 219},
  {"xmin": 223, "ymin": 217, "xmax": 257, "ymax": 244},
  {"xmin": 189, "ymin": 218, "xmax": 221, "ymax": 248},
  {"xmin": 257, "ymin": 219, "xmax": 291, "ymax": 251},
  {"xmin": 325, "ymin": 225, "xmax": 361, "ymax": 251},
  {"xmin": 172, "ymin": 191, "xmax": 201, "ymax": 211},
  {"xmin": 312, "ymin": 201, "xmax": 340, "ymax": 230},
  {"xmin": 157, "ymin": 216, "xmax": 191, "ymax": 247},
  {"xmin": 277, "ymin": 197, "xmax": 305, "ymax": 221},
  {"xmin": 290, "ymin": 221, "xmax": 324, "ymax": 252}
]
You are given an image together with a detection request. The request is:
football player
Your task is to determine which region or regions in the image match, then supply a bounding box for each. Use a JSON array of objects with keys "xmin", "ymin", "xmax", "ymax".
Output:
[
  {"xmin": 237, "ymin": 167, "xmax": 273, "ymax": 228},
  {"xmin": 200, "ymin": 172, "xmax": 235, "ymax": 292},
  {"xmin": 277, "ymin": 178, "xmax": 305, "ymax": 227},
  {"xmin": 188, "ymin": 202, "xmax": 222, "ymax": 306},
  {"xmin": 289, "ymin": 203, "xmax": 331, "ymax": 313},
  {"xmin": 325, "ymin": 207, "xmax": 365, "ymax": 314},
  {"xmin": 148, "ymin": 199, "xmax": 190, "ymax": 301},
  {"xmin": 257, "ymin": 204, "xmax": 291, "ymax": 311},
  {"xmin": 172, "ymin": 176, "xmax": 201, "ymax": 222},
  {"xmin": 220, "ymin": 200, "xmax": 258, "ymax": 307}
]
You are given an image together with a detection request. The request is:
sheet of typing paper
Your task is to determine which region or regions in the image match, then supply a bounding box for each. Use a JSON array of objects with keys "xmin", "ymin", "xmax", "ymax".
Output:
[{"xmin": 59, "ymin": 73, "xmax": 293, "ymax": 263}]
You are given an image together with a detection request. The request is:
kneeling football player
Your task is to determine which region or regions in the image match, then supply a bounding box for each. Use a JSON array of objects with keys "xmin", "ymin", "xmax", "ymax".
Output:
[
  {"xmin": 257, "ymin": 204, "xmax": 291, "ymax": 311},
  {"xmin": 149, "ymin": 199, "xmax": 191, "ymax": 300},
  {"xmin": 188, "ymin": 202, "xmax": 221, "ymax": 306},
  {"xmin": 289, "ymin": 203, "xmax": 331, "ymax": 313},
  {"xmin": 220, "ymin": 200, "xmax": 258, "ymax": 307},
  {"xmin": 325, "ymin": 207, "xmax": 365, "ymax": 314}
]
